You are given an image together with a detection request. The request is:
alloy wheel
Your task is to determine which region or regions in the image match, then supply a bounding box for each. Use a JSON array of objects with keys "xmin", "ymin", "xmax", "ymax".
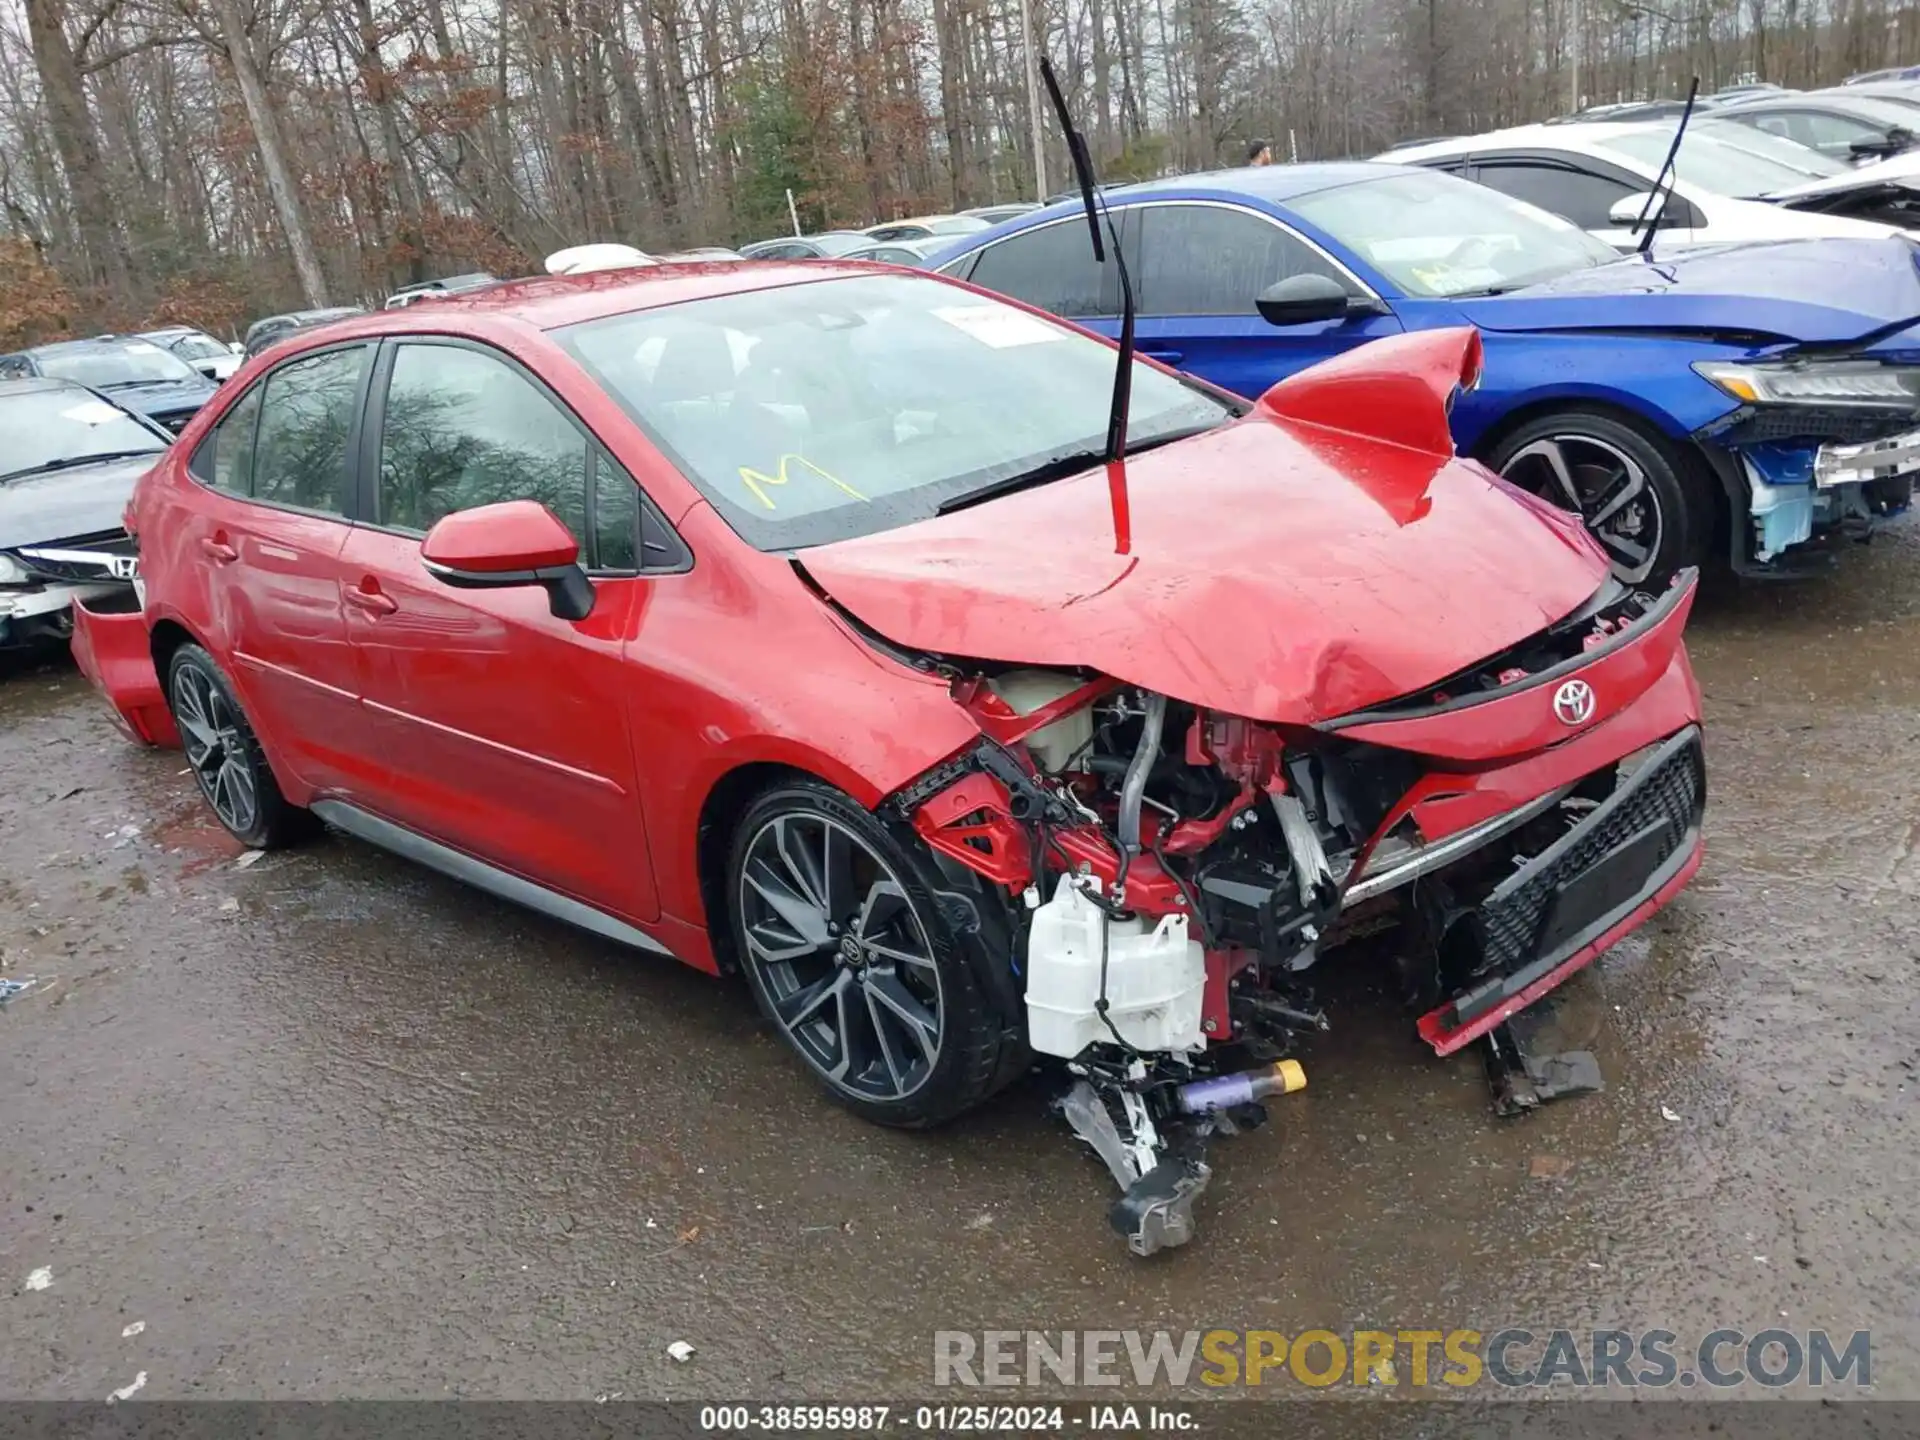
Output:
[
  {"xmin": 1499, "ymin": 434, "xmax": 1663, "ymax": 585},
  {"xmin": 172, "ymin": 665, "xmax": 260, "ymax": 836},
  {"xmin": 737, "ymin": 813, "xmax": 944, "ymax": 1102}
]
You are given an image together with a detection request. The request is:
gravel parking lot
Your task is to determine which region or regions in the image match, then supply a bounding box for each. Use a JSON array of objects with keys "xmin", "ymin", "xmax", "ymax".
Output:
[{"xmin": 3, "ymin": 529, "xmax": 1917, "ymax": 1405}]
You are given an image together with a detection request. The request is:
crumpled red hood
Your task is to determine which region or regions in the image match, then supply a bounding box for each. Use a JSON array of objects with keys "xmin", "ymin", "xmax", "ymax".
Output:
[{"xmin": 801, "ymin": 411, "xmax": 1612, "ymax": 725}]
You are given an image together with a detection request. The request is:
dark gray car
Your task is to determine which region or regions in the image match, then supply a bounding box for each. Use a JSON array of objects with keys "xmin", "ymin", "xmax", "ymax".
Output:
[
  {"xmin": 0, "ymin": 378, "xmax": 165, "ymax": 648},
  {"xmin": 0, "ymin": 337, "xmax": 218, "ymax": 434}
]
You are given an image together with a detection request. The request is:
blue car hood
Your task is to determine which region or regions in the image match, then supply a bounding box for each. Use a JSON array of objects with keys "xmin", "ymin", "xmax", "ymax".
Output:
[
  {"xmin": 99, "ymin": 377, "xmax": 216, "ymax": 418},
  {"xmin": 1449, "ymin": 238, "xmax": 1920, "ymax": 347}
]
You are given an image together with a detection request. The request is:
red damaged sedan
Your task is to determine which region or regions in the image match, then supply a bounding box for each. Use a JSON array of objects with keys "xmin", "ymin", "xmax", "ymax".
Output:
[{"xmin": 72, "ymin": 261, "xmax": 1704, "ymax": 1255}]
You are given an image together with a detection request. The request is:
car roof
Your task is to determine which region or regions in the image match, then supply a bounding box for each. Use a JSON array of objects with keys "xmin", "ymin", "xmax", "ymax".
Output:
[
  {"xmin": 1114, "ymin": 161, "xmax": 1424, "ymax": 202},
  {"xmin": 269, "ymin": 261, "xmax": 913, "ymax": 337},
  {"xmin": 23, "ymin": 336, "xmax": 149, "ymax": 356},
  {"xmin": 1384, "ymin": 120, "xmax": 1687, "ymax": 164},
  {"xmin": 1716, "ymin": 91, "xmax": 1905, "ymax": 114},
  {"xmin": 0, "ymin": 374, "xmax": 90, "ymax": 397}
]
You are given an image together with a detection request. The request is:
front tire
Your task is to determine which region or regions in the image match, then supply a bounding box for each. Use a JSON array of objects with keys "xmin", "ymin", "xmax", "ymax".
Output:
[
  {"xmin": 165, "ymin": 643, "xmax": 311, "ymax": 849},
  {"xmin": 727, "ymin": 778, "xmax": 1012, "ymax": 1128},
  {"xmin": 1487, "ymin": 410, "xmax": 1708, "ymax": 587}
]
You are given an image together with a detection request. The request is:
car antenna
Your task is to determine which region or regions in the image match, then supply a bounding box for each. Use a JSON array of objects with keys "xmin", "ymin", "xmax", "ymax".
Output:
[
  {"xmin": 1038, "ymin": 55, "xmax": 1136, "ymax": 555},
  {"xmin": 1634, "ymin": 76, "xmax": 1700, "ymax": 258}
]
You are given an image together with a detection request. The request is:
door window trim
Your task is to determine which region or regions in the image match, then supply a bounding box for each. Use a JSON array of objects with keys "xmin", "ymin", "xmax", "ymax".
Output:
[
  {"xmin": 356, "ymin": 334, "xmax": 692, "ymax": 578},
  {"xmin": 185, "ymin": 338, "xmax": 376, "ymax": 525},
  {"xmin": 1463, "ymin": 149, "xmax": 1707, "ymax": 229},
  {"xmin": 939, "ymin": 198, "xmax": 1384, "ymax": 315}
]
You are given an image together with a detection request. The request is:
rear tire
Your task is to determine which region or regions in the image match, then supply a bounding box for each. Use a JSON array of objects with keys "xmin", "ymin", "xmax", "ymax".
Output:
[
  {"xmin": 726, "ymin": 778, "xmax": 1014, "ymax": 1128},
  {"xmin": 165, "ymin": 643, "xmax": 312, "ymax": 849},
  {"xmin": 1487, "ymin": 409, "xmax": 1708, "ymax": 587}
]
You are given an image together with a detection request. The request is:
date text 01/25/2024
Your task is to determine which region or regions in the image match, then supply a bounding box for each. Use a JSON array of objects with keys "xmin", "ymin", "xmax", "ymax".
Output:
[{"xmin": 698, "ymin": 1405, "xmax": 1192, "ymax": 1433}]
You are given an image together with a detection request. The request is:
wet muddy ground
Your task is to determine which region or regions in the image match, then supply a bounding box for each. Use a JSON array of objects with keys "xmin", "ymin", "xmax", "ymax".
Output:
[{"xmin": 2, "ymin": 531, "xmax": 1917, "ymax": 1409}]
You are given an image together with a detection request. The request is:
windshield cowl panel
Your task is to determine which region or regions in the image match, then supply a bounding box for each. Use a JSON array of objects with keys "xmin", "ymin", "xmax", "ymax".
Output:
[{"xmin": 556, "ymin": 273, "xmax": 1237, "ymax": 550}]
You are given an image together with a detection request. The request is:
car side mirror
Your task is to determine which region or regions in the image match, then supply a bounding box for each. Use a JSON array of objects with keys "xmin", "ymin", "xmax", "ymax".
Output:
[
  {"xmin": 1256, "ymin": 274, "xmax": 1362, "ymax": 326},
  {"xmin": 420, "ymin": 500, "xmax": 595, "ymax": 621},
  {"xmin": 228, "ymin": 341, "xmax": 245, "ymax": 354},
  {"xmin": 1850, "ymin": 134, "xmax": 1902, "ymax": 159},
  {"xmin": 1608, "ymin": 192, "xmax": 1672, "ymax": 229}
]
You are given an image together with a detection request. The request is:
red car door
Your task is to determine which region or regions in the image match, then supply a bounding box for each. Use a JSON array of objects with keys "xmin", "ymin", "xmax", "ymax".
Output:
[
  {"xmin": 168, "ymin": 343, "xmax": 373, "ymax": 795},
  {"xmin": 337, "ymin": 338, "xmax": 658, "ymax": 922}
]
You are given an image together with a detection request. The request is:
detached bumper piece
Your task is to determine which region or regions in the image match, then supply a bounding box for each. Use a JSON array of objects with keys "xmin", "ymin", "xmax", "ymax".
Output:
[
  {"xmin": 69, "ymin": 592, "xmax": 177, "ymax": 747},
  {"xmin": 1418, "ymin": 725, "xmax": 1706, "ymax": 1056},
  {"xmin": 1482, "ymin": 1021, "xmax": 1604, "ymax": 1118},
  {"xmin": 1062, "ymin": 1059, "xmax": 1308, "ymax": 1257}
]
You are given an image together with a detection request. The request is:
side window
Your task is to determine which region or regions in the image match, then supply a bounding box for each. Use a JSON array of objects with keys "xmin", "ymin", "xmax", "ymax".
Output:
[
  {"xmin": 1782, "ymin": 110, "xmax": 1878, "ymax": 157},
  {"xmin": 965, "ymin": 219, "xmax": 1123, "ymax": 318},
  {"xmin": 1135, "ymin": 204, "xmax": 1349, "ymax": 316},
  {"xmin": 251, "ymin": 346, "xmax": 367, "ymax": 514},
  {"xmin": 589, "ymin": 452, "xmax": 639, "ymax": 571},
  {"xmin": 1471, "ymin": 162, "xmax": 1634, "ymax": 231},
  {"xmin": 378, "ymin": 340, "xmax": 664, "ymax": 573},
  {"xmin": 189, "ymin": 383, "xmax": 263, "ymax": 495},
  {"xmin": 377, "ymin": 343, "xmax": 589, "ymax": 543}
]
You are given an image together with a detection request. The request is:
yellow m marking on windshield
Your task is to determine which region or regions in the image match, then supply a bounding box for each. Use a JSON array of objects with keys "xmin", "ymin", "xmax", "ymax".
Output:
[{"xmin": 738, "ymin": 454, "xmax": 868, "ymax": 510}]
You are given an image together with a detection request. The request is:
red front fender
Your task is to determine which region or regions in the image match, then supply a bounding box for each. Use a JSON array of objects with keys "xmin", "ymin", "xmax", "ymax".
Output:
[
  {"xmin": 1257, "ymin": 326, "xmax": 1483, "ymax": 456},
  {"xmin": 70, "ymin": 597, "xmax": 178, "ymax": 748}
]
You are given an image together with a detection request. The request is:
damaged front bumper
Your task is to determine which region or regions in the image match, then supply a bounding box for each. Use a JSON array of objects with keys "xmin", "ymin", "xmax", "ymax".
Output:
[
  {"xmin": 0, "ymin": 580, "xmax": 123, "ymax": 648},
  {"xmin": 1698, "ymin": 415, "xmax": 1920, "ymax": 570},
  {"xmin": 1414, "ymin": 725, "xmax": 1704, "ymax": 1054}
]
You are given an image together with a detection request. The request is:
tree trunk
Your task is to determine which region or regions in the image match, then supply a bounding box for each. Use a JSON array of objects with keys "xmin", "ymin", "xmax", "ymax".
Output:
[
  {"xmin": 211, "ymin": 0, "xmax": 330, "ymax": 307},
  {"xmin": 350, "ymin": 0, "xmax": 427, "ymax": 284},
  {"xmin": 23, "ymin": 0, "xmax": 131, "ymax": 300}
]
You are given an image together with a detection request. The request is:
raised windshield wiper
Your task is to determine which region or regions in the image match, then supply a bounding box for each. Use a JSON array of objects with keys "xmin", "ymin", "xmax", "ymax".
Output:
[
  {"xmin": 1633, "ymin": 77, "xmax": 1700, "ymax": 257},
  {"xmin": 1037, "ymin": 55, "xmax": 1139, "ymax": 555},
  {"xmin": 0, "ymin": 449, "xmax": 161, "ymax": 483},
  {"xmin": 935, "ymin": 448, "xmax": 1102, "ymax": 515},
  {"xmin": 932, "ymin": 425, "xmax": 1215, "ymax": 517}
]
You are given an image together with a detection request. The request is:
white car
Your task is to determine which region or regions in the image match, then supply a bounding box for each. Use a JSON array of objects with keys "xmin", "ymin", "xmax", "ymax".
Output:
[
  {"xmin": 1384, "ymin": 120, "xmax": 1904, "ymax": 250},
  {"xmin": 136, "ymin": 326, "xmax": 243, "ymax": 382}
]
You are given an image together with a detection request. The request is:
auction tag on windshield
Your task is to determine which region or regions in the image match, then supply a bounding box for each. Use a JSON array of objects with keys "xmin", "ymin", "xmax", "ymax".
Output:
[
  {"xmin": 932, "ymin": 305, "xmax": 1064, "ymax": 348},
  {"xmin": 61, "ymin": 400, "xmax": 126, "ymax": 425}
]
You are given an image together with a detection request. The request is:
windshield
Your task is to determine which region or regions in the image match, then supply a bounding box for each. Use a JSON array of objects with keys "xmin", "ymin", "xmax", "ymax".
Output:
[
  {"xmin": 36, "ymin": 341, "xmax": 202, "ymax": 389},
  {"xmin": 808, "ymin": 233, "xmax": 873, "ymax": 257},
  {"xmin": 1599, "ymin": 123, "xmax": 1849, "ymax": 193},
  {"xmin": 166, "ymin": 334, "xmax": 229, "ymax": 361},
  {"xmin": 0, "ymin": 388, "xmax": 164, "ymax": 482},
  {"xmin": 1290, "ymin": 170, "xmax": 1620, "ymax": 297},
  {"xmin": 557, "ymin": 273, "xmax": 1236, "ymax": 549}
]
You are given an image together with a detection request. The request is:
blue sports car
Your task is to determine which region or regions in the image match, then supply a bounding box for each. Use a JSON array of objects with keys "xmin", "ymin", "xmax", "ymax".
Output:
[{"xmin": 930, "ymin": 163, "xmax": 1920, "ymax": 582}]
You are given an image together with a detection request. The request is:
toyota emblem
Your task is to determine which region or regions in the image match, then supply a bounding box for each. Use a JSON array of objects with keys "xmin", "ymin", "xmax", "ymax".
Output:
[{"xmin": 1553, "ymin": 679, "xmax": 1596, "ymax": 727}]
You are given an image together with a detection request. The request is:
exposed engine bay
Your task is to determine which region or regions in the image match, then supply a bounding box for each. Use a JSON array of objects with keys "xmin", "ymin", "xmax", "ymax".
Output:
[{"xmin": 884, "ymin": 577, "xmax": 1706, "ymax": 1255}]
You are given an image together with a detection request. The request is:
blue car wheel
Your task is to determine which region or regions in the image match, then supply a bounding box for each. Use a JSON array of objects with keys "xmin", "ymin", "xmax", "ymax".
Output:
[{"xmin": 1488, "ymin": 410, "xmax": 1709, "ymax": 587}]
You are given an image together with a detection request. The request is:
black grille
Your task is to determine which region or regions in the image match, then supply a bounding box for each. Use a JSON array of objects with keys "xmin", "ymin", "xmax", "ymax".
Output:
[
  {"xmin": 1476, "ymin": 728, "xmax": 1704, "ymax": 979},
  {"xmin": 1704, "ymin": 403, "xmax": 1920, "ymax": 447}
]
